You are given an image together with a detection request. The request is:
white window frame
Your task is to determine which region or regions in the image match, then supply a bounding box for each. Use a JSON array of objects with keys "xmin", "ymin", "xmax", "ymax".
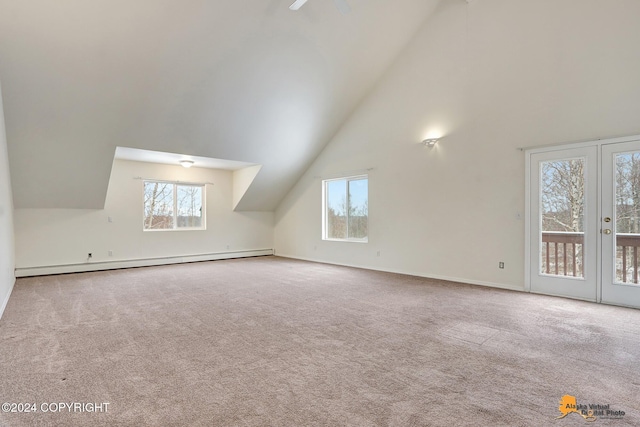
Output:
[
  {"xmin": 322, "ymin": 174, "xmax": 368, "ymax": 243},
  {"xmin": 143, "ymin": 180, "xmax": 206, "ymax": 231}
]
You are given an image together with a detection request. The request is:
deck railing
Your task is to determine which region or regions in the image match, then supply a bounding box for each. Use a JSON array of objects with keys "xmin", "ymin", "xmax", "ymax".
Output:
[
  {"xmin": 615, "ymin": 233, "xmax": 640, "ymax": 284},
  {"xmin": 542, "ymin": 231, "xmax": 640, "ymax": 283},
  {"xmin": 542, "ymin": 232, "xmax": 584, "ymax": 277}
]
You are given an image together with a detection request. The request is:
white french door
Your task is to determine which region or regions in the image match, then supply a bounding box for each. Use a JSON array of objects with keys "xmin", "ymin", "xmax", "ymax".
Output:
[
  {"xmin": 601, "ymin": 140, "xmax": 640, "ymax": 307},
  {"xmin": 529, "ymin": 147, "xmax": 598, "ymax": 301},
  {"xmin": 528, "ymin": 136, "xmax": 640, "ymax": 309}
]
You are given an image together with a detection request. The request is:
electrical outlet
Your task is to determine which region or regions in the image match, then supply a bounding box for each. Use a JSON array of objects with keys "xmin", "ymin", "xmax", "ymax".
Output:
[
  {"xmin": 108, "ymin": 250, "xmax": 113, "ymax": 257},
  {"xmin": 377, "ymin": 251, "xmax": 381, "ymax": 257},
  {"xmin": 499, "ymin": 262, "xmax": 504, "ymax": 269},
  {"xmin": 88, "ymin": 253, "xmax": 93, "ymax": 260}
]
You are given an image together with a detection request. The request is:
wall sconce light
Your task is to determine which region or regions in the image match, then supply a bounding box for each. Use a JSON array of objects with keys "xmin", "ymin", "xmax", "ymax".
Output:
[
  {"xmin": 422, "ymin": 138, "xmax": 439, "ymax": 147},
  {"xmin": 179, "ymin": 160, "xmax": 195, "ymax": 168}
]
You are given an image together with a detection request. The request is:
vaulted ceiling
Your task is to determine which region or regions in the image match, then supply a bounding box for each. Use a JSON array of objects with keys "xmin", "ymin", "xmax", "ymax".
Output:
[{"xmin": 0, "ymin": 0, "xmax": 443, "ymax": 210}]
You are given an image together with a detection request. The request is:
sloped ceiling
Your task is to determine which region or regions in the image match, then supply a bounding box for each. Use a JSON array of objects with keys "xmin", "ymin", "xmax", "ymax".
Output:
[{"xmin": 0, "ymin": 0, "xmax": 443, "ymax": 210}]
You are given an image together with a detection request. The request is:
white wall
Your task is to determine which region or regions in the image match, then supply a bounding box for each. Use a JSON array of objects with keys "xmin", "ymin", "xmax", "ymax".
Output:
[
  {"xmin": 0, "ymin": 79, "xmax": 15, "ymax": 317},
  {"xmin": 14, "ymin": 159, "xmax": 273, "ymax": 273},
  {"xmin": 274, "ymin": 0, "xmax": 640, "ymax": 290}
]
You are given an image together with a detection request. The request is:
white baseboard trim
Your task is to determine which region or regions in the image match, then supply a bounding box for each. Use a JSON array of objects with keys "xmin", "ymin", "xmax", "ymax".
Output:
[
  {"xmin": 0, "ymin": 275, "xmax": 16, "ymax": 320},
  {"xmin": 276, "ymin": 254, "xmax": 525, "ymax": 292},
  {"xmin": 15, "ymin": 249, "xmax": 274, "ymax": 277}
]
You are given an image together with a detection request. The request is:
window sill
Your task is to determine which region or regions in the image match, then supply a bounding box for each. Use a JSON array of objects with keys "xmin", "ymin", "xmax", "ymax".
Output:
[
  {"xmin": 322, "ymin": 238, "xmax": 368, "ymax": 243},
  {"xmin": 143, "ymin": 228, "xmax": 206, "ymax": 232}
]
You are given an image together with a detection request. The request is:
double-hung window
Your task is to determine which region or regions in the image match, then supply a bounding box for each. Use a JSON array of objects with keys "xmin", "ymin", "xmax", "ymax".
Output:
[
  {"xmin": 143, "ymin": 181, "xmax": 205, "ymax": 230},
  {"xmin": 322, "ymin": 175, "xmax": 368, "ymax": 242}
]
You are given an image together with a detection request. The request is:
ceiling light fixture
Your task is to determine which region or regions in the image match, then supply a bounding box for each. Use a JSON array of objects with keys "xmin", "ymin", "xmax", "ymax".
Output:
[
  {"xmin": 422, "ymin": 138, "xmax": 439, "ymax": 147},
  {"xmin": 179, "ymin": 160, "xmax": 195, "ymax": 168}
]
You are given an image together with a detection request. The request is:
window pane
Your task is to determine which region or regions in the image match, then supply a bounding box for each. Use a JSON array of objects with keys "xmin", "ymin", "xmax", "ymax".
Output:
[
  {"xmin": 176, "ymin": 185, "xmax": 203, "ymax": 228},
  {"xmin": 348, "ymin": 178, "xmax": 368, "ymax": 240},
  {"xmin": 539, "ymin": 159, "xmax": 585, "ymax": 277},
  {"xmin": 326, "ymin": 180, "xmax": 347, "ymax": 239},
  {"xmin": 144, "ymin": 182, "xmax": 174, "ymax": 229}
]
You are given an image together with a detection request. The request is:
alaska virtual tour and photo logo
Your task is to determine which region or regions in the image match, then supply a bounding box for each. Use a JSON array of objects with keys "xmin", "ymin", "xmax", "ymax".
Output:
[{"xmin": 557, "ymin": 395, "xmax": 625, "ymax": 422}]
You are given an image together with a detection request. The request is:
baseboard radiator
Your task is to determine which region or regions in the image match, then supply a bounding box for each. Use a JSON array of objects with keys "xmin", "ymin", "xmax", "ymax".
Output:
[{"xmin": 14, "ymin": 249, "xmax": 274, "ymax": 277}]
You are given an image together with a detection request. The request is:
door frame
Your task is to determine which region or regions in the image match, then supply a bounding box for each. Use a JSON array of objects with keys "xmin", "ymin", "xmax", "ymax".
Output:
[{"xmin": 525, "ymin": 133, "xmax": 640, "ymax": 307}]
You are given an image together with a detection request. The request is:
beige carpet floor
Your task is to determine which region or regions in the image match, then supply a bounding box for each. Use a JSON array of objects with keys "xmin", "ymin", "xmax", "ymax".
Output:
[{"xmin": 0, "ymin": 256, "xmax": 639, "ymax": 426}]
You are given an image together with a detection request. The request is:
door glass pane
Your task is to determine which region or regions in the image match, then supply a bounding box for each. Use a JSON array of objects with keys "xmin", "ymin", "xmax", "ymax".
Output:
[
  {"xmin": 615, "ymin": 152, "xmax": 640, "ymax": 285},
  {"xmin": 540, "ymin": 159, "xmax": 585, "ymax": 277}
]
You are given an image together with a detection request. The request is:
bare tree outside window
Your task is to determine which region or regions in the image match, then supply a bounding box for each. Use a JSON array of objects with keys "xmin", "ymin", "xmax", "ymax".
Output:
[
  {"xmin": 615, "ymin": 153, "xmax": 640, "ymax": 234},
  {"xmin": 324, "ymin": 176, "xmax": 368, "ymax": 241},
  {"xmin": 144, "ymin": 182, "xmax": 174, "ymax": 229},
  {"xmin": 615, "ymin": 153, "xmax": 640, "ymax": 284},
  {"xmin": 348, "ymin": 179, "xmax": 368, "ymax": 239},
  {"xmin": 144, "ymin": 181, "xmax": 205, "ymax": 230},
  {"xmin": 540, "ymin": 159, "xmax": 585, "ymax": 277},
  {"xmin": 177, "ymin": 185, "xmax": 203, "ymax": 228},
  {"xmin": 541, "ymin": 160, "xmax": 584, "ymax": 233},
  {"xmin": 326, "ymin": 180, "xmax": 347, "ymax": 239}
]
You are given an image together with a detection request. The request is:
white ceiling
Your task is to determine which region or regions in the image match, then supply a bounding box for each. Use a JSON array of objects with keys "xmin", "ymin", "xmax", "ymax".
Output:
[{"xmin": 0, "ymin": 0, "xmax": 443, "ymax": 210}]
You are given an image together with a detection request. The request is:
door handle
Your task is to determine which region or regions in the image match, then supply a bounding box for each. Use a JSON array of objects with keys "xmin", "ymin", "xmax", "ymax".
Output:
[
  {"xmin": 603, "ymin": 229, "xmax": 612, "ymax": 235},
  {"xmin": 604, "ymin": 217, "xmax": 611, "ymax": 223}
]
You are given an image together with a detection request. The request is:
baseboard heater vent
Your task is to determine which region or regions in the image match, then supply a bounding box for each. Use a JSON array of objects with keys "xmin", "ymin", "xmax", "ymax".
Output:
[{"xmin": 15, "ymin": 249, "xmax": 274, "ymax": 277}]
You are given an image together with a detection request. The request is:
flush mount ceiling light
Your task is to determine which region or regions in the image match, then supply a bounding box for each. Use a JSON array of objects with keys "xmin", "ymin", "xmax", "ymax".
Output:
[
  {"xmin": 179, "ymin": 160, "xmax": 195, "ymax": 168},
  {"xmin": 422, "ymin": 138, "xmax": 439, "ymax": 147}
]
